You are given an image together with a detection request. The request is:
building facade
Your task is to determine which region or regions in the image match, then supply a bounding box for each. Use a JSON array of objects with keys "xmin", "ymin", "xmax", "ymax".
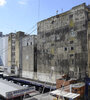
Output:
[
  {"xmin": 15, "ymin": 31, "xmax": 25, "ymax": 76},
  {"xmin": 0, "ymin": 34, "xmax": 8, "ymax": 67},
  {"xmin": 22, "ymin": 35, "xmax": 37, "ymax": 79},
  {"xmin": 8, "ymin": 33, "xmax": 16, "ymax": 67},
  {"xmin": 2, "ymin": 36, "xmax": 8, "ymax": 67},
  {"xmin": 8, "ymin": 33, "xmax": 16, "ymax": 74},
  {"xmin": 0, "ymin": 34, "xmax": 3, "ymax": 66},
  {"xmin": 8, "ymin": 31, "xmax": 25, "ymax": 75},
  {"xmin": 37, "ymin": 3, "xmax": 90, "ymax": 82},
  {"xmin": 87, "ymin": 5, "xmax": 90, "ymax": 77}
]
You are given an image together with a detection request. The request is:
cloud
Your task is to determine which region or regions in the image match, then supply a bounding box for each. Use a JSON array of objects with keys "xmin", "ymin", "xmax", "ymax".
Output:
[
  {"xmin": 0, "ymin": 0, "xmax": 6, "ymax": 6},
  {"xmin": 18, "ymin": 0, "xmax": 28, "ymax": 5}
]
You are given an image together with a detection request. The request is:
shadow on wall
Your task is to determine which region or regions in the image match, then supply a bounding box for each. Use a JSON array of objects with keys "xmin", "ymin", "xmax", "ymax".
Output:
[{"xmin": 0, "ymin": 56, "xmax": 3, "ymax": 66}]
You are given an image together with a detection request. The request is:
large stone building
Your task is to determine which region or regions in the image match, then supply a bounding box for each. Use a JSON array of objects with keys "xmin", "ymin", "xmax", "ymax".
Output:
[
  {"xmin": 22, "ymin": 35, "xmax": 37, "ymax": 79},
  {"xmin": 37, "ymin": 3, "xmax": 90, "ymax": 82},
  {"xmin": 8, "ymin": 31, "xmax": 25, "ymax": 75}
]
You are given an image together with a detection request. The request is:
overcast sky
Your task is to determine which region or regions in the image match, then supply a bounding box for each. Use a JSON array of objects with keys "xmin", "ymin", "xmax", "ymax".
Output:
[{"xmin": 0, "ymin": 0, "xmax": 89, "ymax": 35}]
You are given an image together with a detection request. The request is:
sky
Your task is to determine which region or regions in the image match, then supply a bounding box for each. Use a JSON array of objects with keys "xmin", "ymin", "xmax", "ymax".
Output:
[{"xmin": 0, "ymin": 0, "xmax": 89, "ymax": 35}]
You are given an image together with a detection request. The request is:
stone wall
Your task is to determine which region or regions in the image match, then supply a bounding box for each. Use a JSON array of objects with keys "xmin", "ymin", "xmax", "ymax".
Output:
[{"xmin": 37, "ymin": 3, "xmax": 88, "ymax": 80}]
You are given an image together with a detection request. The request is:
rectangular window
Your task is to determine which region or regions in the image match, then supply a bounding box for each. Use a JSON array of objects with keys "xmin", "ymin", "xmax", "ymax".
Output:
[
  {"xmin": 11, "ymin": 70, "xmax": 15, "ymax": 74},
  {"xmin": 71, "ymin": 47, "xmax": 74, "ymax": 50},
  {"xmin": 31, "ymin": 42, "xmax": 32, "ymax": 45},
  {"xmin": 70, "ymin": 54, "xmax": 73, "ymax": 57},
  {"xmin": 70, "ymin": 40, "xmax": 73, "ymax": 44},
  {"xmin": 69, "ymin": 14, "xmax": 73, "ymax": 19},
  {"xmin": 12, "ymin": 46, "xmax": 15, "ymax": 50},
  {"xmin": 12, "ymin": 52, "xmax": 15, "ymax": 56},
  {"xmin": 72, "ymin": 59, "xmax": 74, "ymax": 64},
  {"xmin": 64, "ymin": 47, "xmax": 67, "ymax": 51},
  {"xmin": 27, "ymin": 42, "xmax": 28, "ymax": 46}
]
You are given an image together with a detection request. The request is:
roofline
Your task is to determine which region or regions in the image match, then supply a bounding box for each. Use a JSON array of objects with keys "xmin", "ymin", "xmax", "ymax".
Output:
[{"xmin": 37, "ymin": 3, "xmax": 86, "ymax": 24}]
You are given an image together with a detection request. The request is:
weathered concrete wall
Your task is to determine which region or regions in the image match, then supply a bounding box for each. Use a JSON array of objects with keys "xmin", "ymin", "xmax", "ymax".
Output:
[
  {"xmin": 8, "ymin": 34, "xmax": 12, "ymax": 67},
  {"xmin": 37, "ymin": 3, "xmax": 88, "ymax": 81},
  {"xmin": 8, "ymin": 33, "xmax": 16, "ymax": 67},
  {"xmin": 88, "ymin": 21, "xmax": 90, "ymax": 77},
  {"xmin": 22, "ymin": 35, "xmax": 37, "ymax": 79},
  {"xmin": 15, "ymin": 31, "xmax": 25, "ymax": 68},
  {"xmin": 8, "ymin": 33, "xmax": 16, "ymax": 74},
  {"xmin": 87, "ymin": 6, "xmax": 90, "ymax": 78},
  {"xmin": 8, "ymin": 32, "xmax": 25, "ymax": 75}
]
